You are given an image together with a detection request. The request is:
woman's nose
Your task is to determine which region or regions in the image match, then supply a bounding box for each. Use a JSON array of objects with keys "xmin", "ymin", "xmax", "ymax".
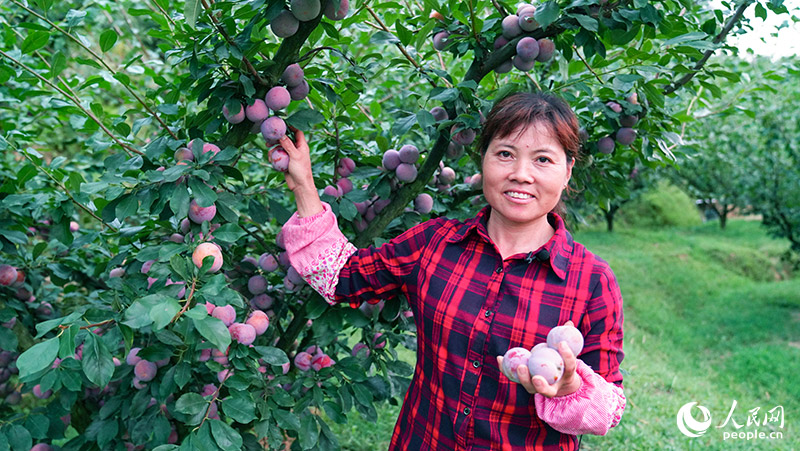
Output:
[{"xmin": 508, "ymin": 160, "xmax": 535, "ymax": 183}]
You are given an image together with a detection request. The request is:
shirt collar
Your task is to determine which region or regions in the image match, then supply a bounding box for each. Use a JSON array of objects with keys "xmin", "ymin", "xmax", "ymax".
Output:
[{"xmin": 446, "ymin": 207, "xmax": 573, "ymax": 280}]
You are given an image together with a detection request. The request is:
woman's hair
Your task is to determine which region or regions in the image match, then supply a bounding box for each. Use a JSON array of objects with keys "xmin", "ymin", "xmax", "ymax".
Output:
[
  {"xmin": 477, "ymin": 91, "xmax": 580, "ymax": 162},
  {"xmin": 477, "ymin": 91, "xmax": 580, "ymax": 219}
]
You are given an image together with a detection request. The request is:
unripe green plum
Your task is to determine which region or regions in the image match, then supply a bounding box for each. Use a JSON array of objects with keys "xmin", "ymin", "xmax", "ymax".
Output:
[
  {"xmin": 0, "ymin": 265, "xmax": 17, "ymax": 286},
  {"xmin": 527, "ymin": 345, "xmax": 564, "ymax": 384},
  {"xmin": 246, "ymin": 99, "xmax": 269, "ymax": 122},
  {"xmin": 289, "ymin": 80, "xmax": 310, "ymax": 100},
  {"xmin": 291, "ymin": 0, "xmax": 321, "ymax": 21},
  {"xmin": 501, "ymin": 15, "xmax": 522, "ymax": 39},
  {"xmin": 597, "ymin": 136, "xmax": 615, "ymax": 154},
  {"xmin": 261, "ymin": 116, "xmax": 287, "ymax": 141},
  {"xmin": 518, "ymin": 9, "xmax": 539, "ymax": 31},
  {"xmin": 432, "ymin": 31, "xmax": 450, "ymax": 51},
  {"xmin": 516, "ymin": 37, "xmax": 540, "ymax": 61},
  {"xmin": 430, "ymin": 106, "xmax": 448, "ymax": 122},
  {"xmin": 281, "ymin": 63, "xmax": 305, "ymax": 88},
  {"xmin": 269, "ymin": 146, "xmax": 290, "ymax": 172},
  {"xmin": 265, "ymin": 86, "xmax": 291, "ymax": 111},
  {"xmin": 223, "ymin": 102, "xmax": 245, "ymax": 124},
  {"xmin": 546, "ymin": 324, "xmax": 584, "ymax": 356},
  {"xmin": 536, "ymin": 38, "xmax": 555, "ymax": 62},
  {"xmin": 513, "ymin": 56, "xmax": 535, "ymax": 72},
  {"xmin": 501, "ymin": 347, "xmax": 532, "ymax": 383},
  {"xmin": 192, "ymin": 242, "xmax": 223, "ymax": 272},
  {"xmin": 228, "ymin": 322, "xmax": 256, "ymax": 345},
  {"xmin": 211, "ymin": 304, "xmax": 236, "ymax": 326},
  {"xmin": 248, "ymin": 275, "xmax": 268, "ymax": 295},
  {"xmin": 189, "ymin": 199, "xmax": 216, "ymax": 224},
  {"xmin": 271, "ymin": 10, "xmax": 299, "ymax": 37},
  {"xmin": 414, "ymin": 193, "xmax": 433, "ymax": 214},
  {"xmin": 382, "ymin": 149, "xmax": 401, "ymax": 170},
  {"xmin": 246, "ymin": 310, "xmax": 270, "ymax": 335},
  {"xmin": 324, "ymin": 0, "xmax": 349, "ymax": 20},
  {"xmin": 399, "ymin": 144, "xmax": 420, "ymax": 164},
  {"xmin": 134, "ymin": 360, "xmax": 158, "ymax": 382},
  {"xmin": 616, "ymin": 127, "xmax": 637, "ymax": 145},
  {"xmin": 395, "ymin": 163, "xmax": 417, "ymax": 182}
]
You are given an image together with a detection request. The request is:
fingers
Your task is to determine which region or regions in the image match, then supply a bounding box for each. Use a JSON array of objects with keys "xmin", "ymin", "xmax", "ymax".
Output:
[
  {"xmin": 557, "ymin": 341, "xmax": 577, "ymax": 375},
  {"xmin": 278, "ymin": 135, "xmax": 297, "ymax": 154},
  {"xmin": 563, "ymin": 320, "xmax": 574, "ymax": 327},
  {"xmin": 496, "ymin": 356, "xmax": 503, "ymax": 368}
]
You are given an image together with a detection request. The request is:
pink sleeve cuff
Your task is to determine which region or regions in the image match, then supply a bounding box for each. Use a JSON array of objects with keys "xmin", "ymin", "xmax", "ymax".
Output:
[
  {"xmin": 281, "ymin": 203, "xmax": 356, "ymax": 304},
  {"xmin": 534, "ymin": 360, "xmax": 626, "ymax": 436}
]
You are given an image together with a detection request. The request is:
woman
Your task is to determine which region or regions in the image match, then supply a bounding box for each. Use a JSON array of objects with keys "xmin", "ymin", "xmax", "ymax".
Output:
[{"xmin": 278, "ymin": 92, "xmax": 625, "ymax": 450}]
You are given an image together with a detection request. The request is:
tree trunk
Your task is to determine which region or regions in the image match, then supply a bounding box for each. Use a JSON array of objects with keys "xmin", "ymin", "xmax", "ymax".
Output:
[{"xmin": 605, "ymin": 205, "xmax": 619, "ymax": 232}]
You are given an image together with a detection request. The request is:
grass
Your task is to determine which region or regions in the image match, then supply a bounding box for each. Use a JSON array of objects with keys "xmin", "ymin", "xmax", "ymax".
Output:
[{"xmin": 330, "ymin": 219, "xmax": 800, "ymax": 450}]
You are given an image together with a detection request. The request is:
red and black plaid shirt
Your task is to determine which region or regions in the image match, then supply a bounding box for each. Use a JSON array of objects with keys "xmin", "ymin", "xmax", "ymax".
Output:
[{"xmin": 335, "ymin": 207, "xmax": 624, "ymax": 450}]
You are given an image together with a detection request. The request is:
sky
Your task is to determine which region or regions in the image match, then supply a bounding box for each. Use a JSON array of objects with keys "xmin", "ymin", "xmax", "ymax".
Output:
[{"xmin": 716, "ymin": 0, "xmax": 800, "ymax": 58}]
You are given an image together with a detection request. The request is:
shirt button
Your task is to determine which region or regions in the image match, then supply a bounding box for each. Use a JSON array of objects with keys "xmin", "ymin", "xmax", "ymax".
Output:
[
  {"xmin": 495, "ymin": 266, "xmax": 503, "ymax": 274},
  {"xmin": 472, "ymin": 360, "xmax": 481, "ymax": 368},
  {"xmin": 484, "ymin": 310, "xmax": 492, "ymax": 318},
  {"xmin": 463, "ymin": 407, "xmax": 471, "ymax": 415}
]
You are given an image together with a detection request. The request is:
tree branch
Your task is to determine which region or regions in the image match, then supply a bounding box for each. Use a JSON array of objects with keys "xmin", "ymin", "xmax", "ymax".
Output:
[{"xmin": 663, "ymin": 0, "xmax": 754, "ymax": 95}]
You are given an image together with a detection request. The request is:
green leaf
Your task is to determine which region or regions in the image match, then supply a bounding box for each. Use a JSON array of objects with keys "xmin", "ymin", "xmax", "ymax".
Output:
[
  {"xmin": 6, "ymin": 424, "xmax": 31, "ymax": 451},
  {"xmin": 286, "ymin": 109, "xmax": 325, "ymax": 131},
  {"xmin": 16, "ymin": 337, "xmax": 59, "ymax": 377},
  {"xmin": 573, "ymin": 14, "xmax": 598, "ymax": 32},
  {"xmin": 150, "ymin": 299, "xmax": 181, "ymax": 330},
  {"xmin": 25, "ymin": 414, "xmax": 49, "ymax": 439},
  {"xmin": 222, "ymin": 396, "xmax": 256, "ymax": 423},
  {"xmin": 21, "ymin": 31, "xmax": 50, "ymax": 54},
  {"xmin": 297, "ymin": 413, "xmax": 319, "ymax": 449},
  {"xmin": 185, "ymin": 0, "xmax": 202, "ymax": 28},
  {"xmin": 339, "ymin": 198, "xmax": 358, "ymax": 221},
  {"xmin": 99, "ymin": 29, "xmax": 118, "ymax": 52},
  {"xmin": 272, "ymin": 409, "xmax": 301, "ymax": 431},
  {"xmin": 392, "ymin": 113, "xmax": 417, "ymax": 136},
  {"xmin": 82, "ymin": 333, "xmax": 115, "ymax": 388},
  {"xmin": 193, "ymin": 316, "xmax": 231, "ymax": 351},
  {"xmin": 170, "ymin": 182, "xmax": 190, "ymax": 218},
  {"xmin": 189, "ymin": 178, "xmax": 218, "ymax": 207},
  {"xmin": 210, "ymin": 419, "xmax": 243, "ymax": 450},
  {"xmin": 0, "ymin": 327, "xmax": 17, "ymax": 351},
  {"xmin": 176, "ymin": 392, "xmax": 207, "ymax": 416},
  {"xmin": 212, "ymin": 224, "xmax": 245, "ymax": 243},
  {"xmin": 254, "ymin": 346, "xmax": 289, "ymax": 365},
  {"xmin": 369, "ymin": 31, "xmax": 400, "ymax": 45},
  {"xmin": 534, "ymin": 1, "xmax": 560, "ymax": 29}
]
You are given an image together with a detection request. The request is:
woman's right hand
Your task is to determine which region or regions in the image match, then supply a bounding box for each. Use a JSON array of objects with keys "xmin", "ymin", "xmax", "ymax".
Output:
[{"xmin": 272, "ymin": 128, "xmax": 324, "ymax": 217}]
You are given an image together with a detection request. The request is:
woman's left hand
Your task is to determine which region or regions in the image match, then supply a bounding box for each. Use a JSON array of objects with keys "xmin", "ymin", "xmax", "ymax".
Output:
[{"xmin": 496, "ymin": 321, "xmax": 582, "ymax": 398}]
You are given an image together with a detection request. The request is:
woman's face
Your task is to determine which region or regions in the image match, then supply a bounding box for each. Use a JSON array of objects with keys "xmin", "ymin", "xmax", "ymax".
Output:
[{"xmin": 481, "ymin": 121, "xmax": 573, "ymax": 228}]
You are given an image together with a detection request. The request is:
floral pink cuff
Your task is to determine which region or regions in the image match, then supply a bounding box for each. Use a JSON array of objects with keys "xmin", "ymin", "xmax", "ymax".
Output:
[
  {"xmin": 533, "ymin": 359, "xmax": 626, "ymax": 436},
  {"xmin": 281, "ymin": 203, "xmax": 356, "ymax": 304}
]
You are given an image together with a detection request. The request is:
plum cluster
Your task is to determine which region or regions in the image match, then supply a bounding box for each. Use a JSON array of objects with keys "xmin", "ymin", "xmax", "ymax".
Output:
[
  {"xmin": 293, "ymin": 345, "xmax": 335, "ymax": 372},
  {"xmin": 596, "ymin": 93, "xmax": 642, "ymax": 154},
  {"xmin": 269, "ymin": 0, "xmax": 349, "ymax": 38},
  {"xmin": 320, "ymin": 157, "xmax": 357, "ymax": 199},
  {"xmin": 0, "ymin": 350, "xmax": 20, "ymax": 405},
  {"xmin": 489, "ymin": 4, "xmax": 556, "ymax": 75},
  {"xmin": 500, "ymin": 323, "xmax": 584, "ymax": 385}
]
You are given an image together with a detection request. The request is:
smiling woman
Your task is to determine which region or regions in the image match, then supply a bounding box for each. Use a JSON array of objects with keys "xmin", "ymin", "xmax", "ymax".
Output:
[{"xmin": 278, "ymin": 91, "xmax": 626, "ymax": 450}]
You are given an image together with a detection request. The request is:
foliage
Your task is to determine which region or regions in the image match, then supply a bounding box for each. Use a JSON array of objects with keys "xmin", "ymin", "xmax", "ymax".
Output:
[
  {"xmin": 0, "ymin": 0, "xmax": 791, "ymax": 448},
  {"xmin": 617, "ymin": 180, "xmax": 701, "ymax": 228}
]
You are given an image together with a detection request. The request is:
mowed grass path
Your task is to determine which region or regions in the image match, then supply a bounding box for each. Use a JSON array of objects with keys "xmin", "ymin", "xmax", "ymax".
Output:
[{"xmin": 333, "ymin": 219, "xmax": 800, "ymax": 450}]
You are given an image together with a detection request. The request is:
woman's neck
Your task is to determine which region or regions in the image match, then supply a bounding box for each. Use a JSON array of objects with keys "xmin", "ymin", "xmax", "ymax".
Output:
[{"xmin": 486, "ymin": 212, "xmax": 555, "ymax": 260}]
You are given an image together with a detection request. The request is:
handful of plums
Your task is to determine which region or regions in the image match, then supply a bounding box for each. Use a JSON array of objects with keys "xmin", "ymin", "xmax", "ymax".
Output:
[{"xmin": 500, "ymin": 323, "xmax": 584, "ymax": 385}]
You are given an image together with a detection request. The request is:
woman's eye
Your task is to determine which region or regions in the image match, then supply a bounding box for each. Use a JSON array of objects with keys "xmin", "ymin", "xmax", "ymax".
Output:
[
  {"xmin": 537, "ymin": 156, "xmax": 552, "ymax": 163},
  {"xmin": 498, "ymin": 151, "xmax": 512, "ymax": 158}
]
